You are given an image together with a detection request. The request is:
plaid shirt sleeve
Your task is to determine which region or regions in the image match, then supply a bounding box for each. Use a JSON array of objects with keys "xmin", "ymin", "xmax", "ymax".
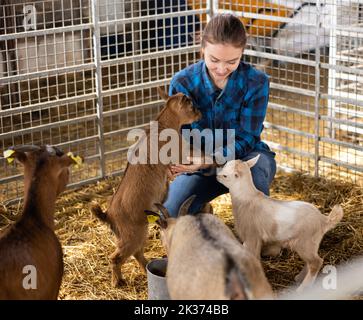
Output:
[{"xmin": 214, "ymin": 77, "xmax": 270, "ymax": 162}]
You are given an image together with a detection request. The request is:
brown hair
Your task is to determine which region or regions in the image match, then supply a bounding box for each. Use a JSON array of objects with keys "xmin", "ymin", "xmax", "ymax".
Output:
[{"xmin": 201, "ymin": 14, "xmax": 247, "ymax": 49}]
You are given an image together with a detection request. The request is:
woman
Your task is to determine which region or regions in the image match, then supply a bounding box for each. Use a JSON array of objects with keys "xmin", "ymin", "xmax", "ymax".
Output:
[{"xmin": 163, "ymin": 14, "xmax": 276, "ymax": 217}]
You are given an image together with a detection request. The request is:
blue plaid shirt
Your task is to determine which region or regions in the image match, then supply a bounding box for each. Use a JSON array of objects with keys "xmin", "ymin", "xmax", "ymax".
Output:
[{"xmin": 169, "ymin": 60, "xmax": 273, "ymax": 162}]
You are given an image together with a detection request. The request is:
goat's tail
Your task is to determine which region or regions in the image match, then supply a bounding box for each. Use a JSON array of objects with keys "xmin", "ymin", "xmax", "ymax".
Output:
[
  {"xmin": 91, "ymin": 203, "xmax": 110, "ymax": 225},
  {"xmin": 325, "ymin": 204, "xmax": 344, "ymax": 232}
]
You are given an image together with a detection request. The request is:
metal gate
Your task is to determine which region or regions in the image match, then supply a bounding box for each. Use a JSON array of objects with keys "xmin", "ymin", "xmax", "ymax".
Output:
[{"xmin": 0, "ymin": 0, "xmax": 362, "ymax": 203}]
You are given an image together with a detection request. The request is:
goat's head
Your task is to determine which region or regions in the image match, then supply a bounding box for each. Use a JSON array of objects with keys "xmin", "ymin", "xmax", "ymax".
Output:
[
  {"xmin": 4, "ymin": 145, "xmax": 83, "ymax": 196},
  {"xmin": 158, "ymin": 88, "xmax": 202, "ymax": 125},
  {"xmin": 145, "ymin": 195, "xmax": 196, "ymax": 253},
  {"xmin": 216, "ymin": 155, "xmax": 260, "ymax": 188}
]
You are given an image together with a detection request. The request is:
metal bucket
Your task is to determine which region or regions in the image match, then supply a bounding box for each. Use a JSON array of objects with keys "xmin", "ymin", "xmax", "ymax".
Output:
[{"xmin": 146, "ymin": 258, "xmax": 170, "ymax": 300}]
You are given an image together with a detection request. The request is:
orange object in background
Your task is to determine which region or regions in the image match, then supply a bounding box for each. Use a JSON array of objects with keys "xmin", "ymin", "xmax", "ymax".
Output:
[{"xmin": 189, "ymin": 0, "xmax": 293, "ymax": 37}]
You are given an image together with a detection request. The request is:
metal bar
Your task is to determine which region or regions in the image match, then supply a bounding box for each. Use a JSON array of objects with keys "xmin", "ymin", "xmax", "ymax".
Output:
[
  {"xmin": 219, "ymin": 8, "xmax": 363, "ymax": 33},
  {"xmin": 0, "ymin": 93, "xmax": 97, "ymax": 117},
  {"xmin": 320, "ymin": 115, "xmax": 363, "ymax": 130},
  {"xmin": 327, "ymin": 91, "xmax": 363, "ymax": 103},
  {"xmin": 0, "ymin": 174, "xmax": 22, "ymax": 185},
  {"xmin": 84, "ymin": 154, "xmax": 100, "ymax": 161},
  {"xmin": 104, "ymin": 123, "xmax": 148, "ymax": 138},
  {"xmin": 91, "ymin": 0, "xmax": 106, "ymax": 178},
  {"xmin": 268, "ymin": 102, "xmax": 315, "ymax": 118},
  {"xmin": 334, "ymin": 73, "xmax": 363, "ymax": 83},
  {"xmin": 0, "ymin": 152, "xmax": 100, "ymax": 186},
  {"xmin": 333, "ymin": 25, "xmax": 363, "ymax": 36},
  {"xmin": 1, "ymin": 175, "xmax": 104, "ymax": 207},
  {"xmin": 321, "ymin": 63, "xmax": 363, "ymax": 77},
  {"xmin": 98, "ymin": 9, "xmax": 209, "ymax": 27},
  {"xmin": 0, "ymin": 23, "xmax": 93, "ymax": 41},
  {"xmin": 328, "ymin": 107, "xmax": 363, "ymax": 118},
  {"xmin": 270, "ymin": 82, "xmax": 316, "ymax": 97},
  {"xmin": 281, "ymin": 0, "xmax": 363, "ymax": 6},
  {"xmin": 333, "ymin": 55, "xmax": 363, "ymax": 65},
  {"xmin": 101, "ymin": 45, "xmax": 200, "ymax": 66},
  {"xmin": 218, "ymin": 9, "xmax": 315, "ymax": 26},
  {"xmin": 53, "ymin": 135, "xmax": 99, "ymax": 149},
  {"xmin": 66, "ymin": 176, "xmax": 105, "ymax": 189},
  {"xmin": 264, "ymin": 122, "xmax": 315, "ymax": 139},
  {"xmin": 314, "ymin": 0, "xmax": 321, "ymax": 178},
  {"xmin": 320, "ymin": 157, "xmax": 363, "ymax": 173},
  {"xmin": 321, "ymin": 92, "xmax": 363, "ymax": 108},
  {"xmin": 0, "ymin": 63, "xmax": 95, "ymax": 85},
  {"xmin": 264, "ymin": 140, "xmax": 315, "ymax": 159},
  {"xmin": 244, "ymin": 49, "xmax": 317, "ymax": 67},
  {"xmin": 320, "ymin": 137, "xmax": 363, "ymax": 153},
  {"xmin": 208, "ymin": 0, "xmax": 217, "ymax": 21},
  {"xmin": 335, "ymin": 82, "xmax": 363, "ymax": 92},
  {"xmin": 103, "ymin": 100, "xmax": 163, "ymax": 118},
  {"xmin": 1, "ymin": 197, "xmax": 22, "ymax": 207},
  {"xmin": 0, "ymin": 114, "xmax": 97, "ymax": 140},
  {"xmin": 107, "ymin": 168, "xmax": 125, "ymax": 177},
  {"xmin": 102, "ymin": 79, "xmax": 170, "ymax": 96},
  {"xmin": 276, "ymin": 164, "xmax": 300, "ymax": 174},
  {"xmin": 104, "ymin": 146, "xmax": 129, "ymax": 156}
]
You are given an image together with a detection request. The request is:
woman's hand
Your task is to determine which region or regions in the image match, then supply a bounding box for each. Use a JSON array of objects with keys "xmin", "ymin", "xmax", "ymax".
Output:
[{"xmin": 170, "ymin": 156, "xmax": 214, "ymax": 177}]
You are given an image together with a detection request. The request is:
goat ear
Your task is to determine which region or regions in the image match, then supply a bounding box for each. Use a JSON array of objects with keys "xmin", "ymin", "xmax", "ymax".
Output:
[
  {"xmin": 178, "ymin": 195, "xmax": 196, "ymax": 217},
  {"xmin": 246, "ymin": 154, "xmax": 260, "ymax": 168},
  {"xmin": 157, "ymin": 87, "xmax": 169, "ymax": 101}
]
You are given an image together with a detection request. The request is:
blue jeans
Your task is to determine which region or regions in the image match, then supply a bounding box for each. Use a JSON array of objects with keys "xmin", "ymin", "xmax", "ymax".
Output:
[{"xmin": 163, "ymin": 150, "xmax": 277, "ymax": 217}]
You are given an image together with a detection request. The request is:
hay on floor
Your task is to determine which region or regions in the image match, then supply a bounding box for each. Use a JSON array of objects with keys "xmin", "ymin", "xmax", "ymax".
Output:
[{"xmin": 0, "ymin": 171, "xmax": 362, "ymax": 300}]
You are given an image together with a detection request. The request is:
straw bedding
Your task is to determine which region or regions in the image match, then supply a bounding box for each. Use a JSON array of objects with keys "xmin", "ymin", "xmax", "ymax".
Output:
[{"xmin": 0, "ymin": 171, "xmax": 362, "ymax": 300}]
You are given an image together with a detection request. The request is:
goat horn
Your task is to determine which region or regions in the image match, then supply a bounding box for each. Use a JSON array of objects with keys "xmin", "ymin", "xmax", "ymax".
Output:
[
  {"xmin": 11, "ymin": 145, "xmax": 41, "ymax": 153},
  {"xmin": 154, "ymin": 203, "xmax": 170, "ymax": 219},
  {"xmin": 178, "ymin": 195, "xmax": 196, "ymax": 217}
]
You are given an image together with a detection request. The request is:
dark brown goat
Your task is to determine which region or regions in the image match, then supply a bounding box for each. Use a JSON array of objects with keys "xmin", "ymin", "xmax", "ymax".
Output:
[
  {"xmin": 0, "ymin": 145, "xmax": 80, "ymax": 300},
  {"xmin": 91, "ymin": 91, "xmax": 201, "ymax": 287}
]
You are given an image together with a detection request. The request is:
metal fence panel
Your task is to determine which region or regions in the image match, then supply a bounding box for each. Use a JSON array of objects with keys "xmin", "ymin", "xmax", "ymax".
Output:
[
  {"xmin": 1, "ymin": 0, "xmax": 362, "ymax": 203},
  {"xmin": 218, "ymin": 0, "xmax": 363, "ymax": 184}
]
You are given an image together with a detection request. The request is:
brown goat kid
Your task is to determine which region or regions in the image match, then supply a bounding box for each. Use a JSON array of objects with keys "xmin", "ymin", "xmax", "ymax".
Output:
[
  {"xmin": 0, "ymin": 145, "xmax": 80, "ymax": 300},
  {"xmin": 91, "ymin": 91, "xmax": 201, "ymax": 287}
]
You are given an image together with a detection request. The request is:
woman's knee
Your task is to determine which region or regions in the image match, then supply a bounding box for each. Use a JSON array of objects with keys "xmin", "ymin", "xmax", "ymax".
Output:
[
  {"xmin": 254, "ymin": 152, "xmax": 276, "ymax": 182},
  {"xmin": 247, "ymin": 152, "xmax": 276, "ymax": 195}
]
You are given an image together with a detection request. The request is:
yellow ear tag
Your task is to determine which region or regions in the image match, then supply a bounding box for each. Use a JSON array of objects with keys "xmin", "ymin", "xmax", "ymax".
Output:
[
  {"xmin": 67, "ymin": 152, "xmax": 83, "ymax": 168},
  {"xmin": 147, "ymin": 215, "xmax": 160, "ymax": 224},
  {"xmin": 3, "ymin": 149, "xmax": 15, "ymax": 164}
]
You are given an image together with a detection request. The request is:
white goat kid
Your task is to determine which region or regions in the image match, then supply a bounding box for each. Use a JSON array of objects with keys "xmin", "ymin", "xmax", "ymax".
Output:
[{"xmin": 216, "ymin": 155, "xmax": 344, "ymax": 291}]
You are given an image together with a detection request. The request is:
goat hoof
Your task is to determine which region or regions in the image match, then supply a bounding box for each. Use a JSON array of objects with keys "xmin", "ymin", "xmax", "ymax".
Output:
[{"xmin": 112, "ymin": 277, "xmax": 126, "ymax": 288}]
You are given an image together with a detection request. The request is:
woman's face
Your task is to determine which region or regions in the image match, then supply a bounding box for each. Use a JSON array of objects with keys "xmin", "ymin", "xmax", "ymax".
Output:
[{"xmin": 202, "ymin": 42, "xmax": 243, "ymax": 85}]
